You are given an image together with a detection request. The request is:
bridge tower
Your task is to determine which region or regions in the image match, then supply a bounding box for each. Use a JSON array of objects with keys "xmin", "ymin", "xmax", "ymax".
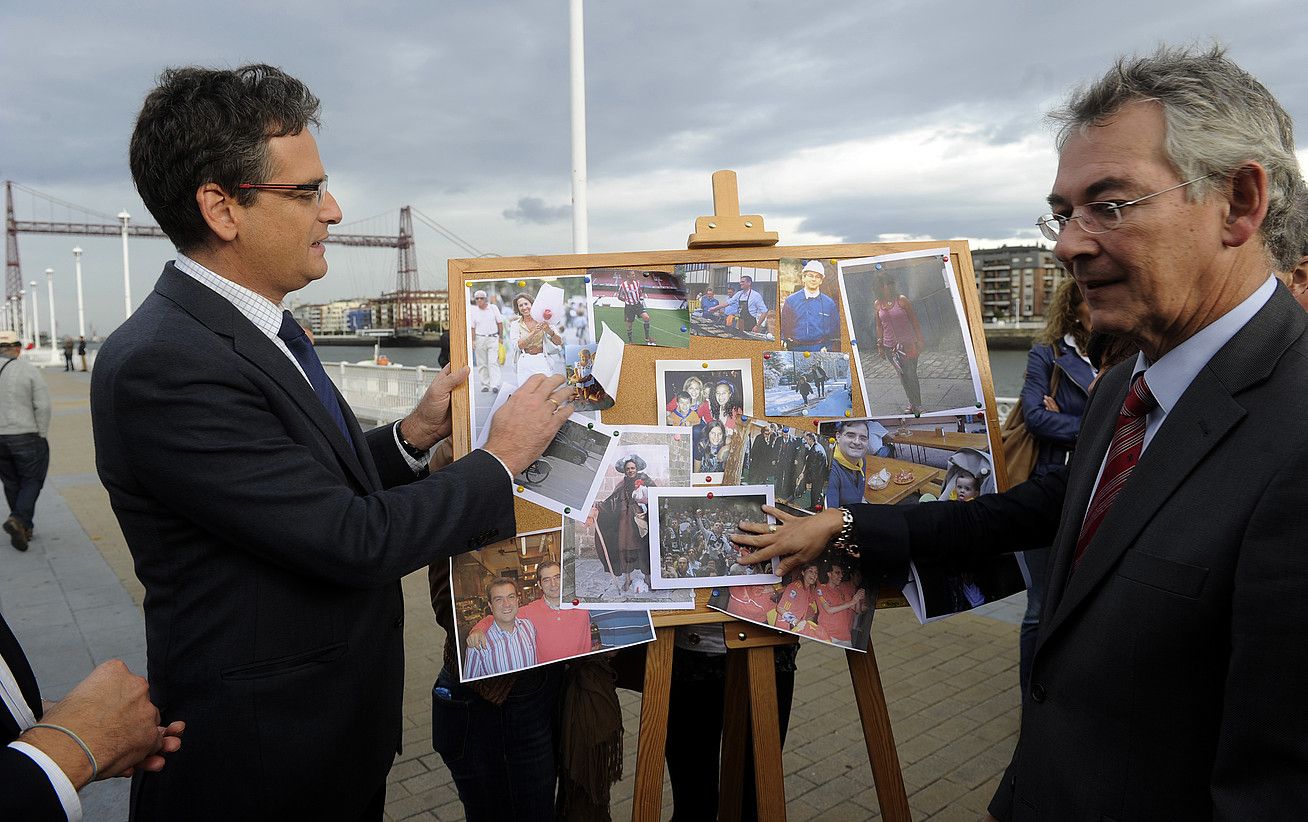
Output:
[
  {"xmin": 394, "ymin": 206, "xmax": 419, "ymax": 331},
  {"xmin": 5, "ymin": 182, "xmax": 21, "ymax": 300}
]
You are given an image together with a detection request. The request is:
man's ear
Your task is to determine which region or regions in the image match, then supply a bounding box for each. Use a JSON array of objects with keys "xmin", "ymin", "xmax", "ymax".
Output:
[
  {"xmin": 1291, "ymin": 255, "xmax": 1308, "ymax": 292},
  {"xmin": 1221, "ymin": 162, "xmax": 1269, "ymax": 249},
  {"xmin": 196, "ymin": 183, "xmax": 240, "ymax": 243}
]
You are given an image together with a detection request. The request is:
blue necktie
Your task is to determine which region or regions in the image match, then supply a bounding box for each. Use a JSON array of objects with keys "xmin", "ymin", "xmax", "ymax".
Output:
[{"xmin": 277, "ymin": 310, "xmax": 354, "ymax": 446}]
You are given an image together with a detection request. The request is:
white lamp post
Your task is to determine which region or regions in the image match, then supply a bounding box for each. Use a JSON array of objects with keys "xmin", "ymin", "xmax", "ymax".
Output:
[
  {"xmin": 18, "ymin": 290, "xmax": 27, "ymax": 345},
  {"xmin": 72, "ymin": 247, "xmax": 86, "ymax": 338},
  {"xmin": 28, "ymin": 281, "xmax": 40, "ymax": 352},
  {"xmin": 46, "ymin": 268, "xmax": 57, "ymax": 362},
  {"xmin": 118, "ymin": 211, "xmax": 133, "ymax": 319}
]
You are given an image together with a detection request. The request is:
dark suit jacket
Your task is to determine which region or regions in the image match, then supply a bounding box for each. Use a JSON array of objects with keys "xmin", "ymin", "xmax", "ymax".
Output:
[
  {"xmin": 853, "ymin": 286, "xmax": 1308, "ymax": 820},
  {"xmin": 1, "ymin": 613, "xmax": 66, "ymax": 821},
  {"xmin": 91, "ymin": 264, "xmax": 516, "ymax": 820}
]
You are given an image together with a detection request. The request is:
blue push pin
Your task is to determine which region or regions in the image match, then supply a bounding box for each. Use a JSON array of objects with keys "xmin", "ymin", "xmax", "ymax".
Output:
[
  {"xmin": 584, "ymin": 276, "xmax": 591, "ymax": 283},
  {"xmin": 850, "ymin": 338, "xmax": 858, "ymax": 347},
  {"xmin": 681, "ymin": 326, "xmax": 688, "ymax": 333}
]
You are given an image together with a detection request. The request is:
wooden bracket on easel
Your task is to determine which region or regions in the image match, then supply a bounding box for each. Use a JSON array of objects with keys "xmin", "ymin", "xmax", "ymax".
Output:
[{"xmin": 687, "ymin": 170, "xmax": 779, "ymax": 249}]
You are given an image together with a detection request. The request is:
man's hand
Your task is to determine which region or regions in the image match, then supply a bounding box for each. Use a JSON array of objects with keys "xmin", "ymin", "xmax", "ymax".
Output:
[
  {"xmin": 23, "ymin": 659, "xmax": 185, "ymax": 788},
  {"xmin": 483, "ymin": 374, "xmax": 576, "ymax": 476},
  {"xmin": 465, "ymin": 629, "xmax": 487, "ymax": 650},
  {"xmin": 401, "ymin": 365, "xmax": 470, "ymax": 450},
  {"xmin": 732, "ymin": 505, "xmax": 844, "ymax": 577}
]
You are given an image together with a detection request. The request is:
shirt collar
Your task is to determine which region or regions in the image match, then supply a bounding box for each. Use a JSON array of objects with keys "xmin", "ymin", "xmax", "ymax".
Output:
[
  {"xmin": 1134, "ymin": 276, "xmax": 1277, "ymax": 414},
  {"xmin": 175, "ymin": 253, "xmax": 288, "ymax": 338}
]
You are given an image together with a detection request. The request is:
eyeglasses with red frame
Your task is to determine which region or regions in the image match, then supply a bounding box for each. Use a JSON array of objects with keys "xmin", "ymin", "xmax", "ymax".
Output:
[{"xmin": 238, "ymin": 175, "xmax": 328, "ymax": 205}]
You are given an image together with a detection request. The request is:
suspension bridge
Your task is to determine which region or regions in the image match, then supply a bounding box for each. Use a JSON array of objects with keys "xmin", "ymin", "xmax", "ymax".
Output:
[{"xmin": 3, "ymin": 180, "xmax": 489, "ymax": 336}]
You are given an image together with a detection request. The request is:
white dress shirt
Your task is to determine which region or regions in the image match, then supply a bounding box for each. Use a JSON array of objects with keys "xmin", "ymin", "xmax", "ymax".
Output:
[{"xmin": 2, "ymin": 653, "xmax": 80, "ymax": 821}]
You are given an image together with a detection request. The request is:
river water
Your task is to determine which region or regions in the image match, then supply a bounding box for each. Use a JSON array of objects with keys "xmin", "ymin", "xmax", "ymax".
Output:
[{"xmin": 317, "ymin": 344, "xmax": 1032, "ymax": 399}]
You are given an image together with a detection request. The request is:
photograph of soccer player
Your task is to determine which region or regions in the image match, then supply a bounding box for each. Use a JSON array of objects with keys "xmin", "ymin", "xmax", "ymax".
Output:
[{"xmin": 588, "ymin": 267, "xmax": 691, "ymax": 349}]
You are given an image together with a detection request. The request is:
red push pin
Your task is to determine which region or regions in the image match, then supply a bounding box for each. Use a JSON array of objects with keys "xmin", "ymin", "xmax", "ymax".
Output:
[
  {"xmin": 571, "ymin": 598, "xmax": 580, "ymax": 606},
  {"xmin": 706, "ymin": 491, "xmax": 714, "ymax": 499},
  {"xmin": 814, "ymin": 504, "xmax": 824, "ymax": 511},
  {"xmin": 763, "ymin": 352, "xmax": 771, "ymax": 360},
  {"xmin": 705, "ymin": 476, "xmax": 712, "ymax": 483}
]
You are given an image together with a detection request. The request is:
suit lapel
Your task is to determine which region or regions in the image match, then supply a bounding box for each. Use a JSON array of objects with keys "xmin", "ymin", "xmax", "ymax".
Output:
[
  {"xmin": 153, "ymin": 265, "xmax": 374, "ymax": 490},
  {"xmin": 1037, "ymin": 286, "xmax": 1306, "ymax": 648},
  {"xmin": 0, "ymin": 613, "xmax": 42, "ymax": 726}
]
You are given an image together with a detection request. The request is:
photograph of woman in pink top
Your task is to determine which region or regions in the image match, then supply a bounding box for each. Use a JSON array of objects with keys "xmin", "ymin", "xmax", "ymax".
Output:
[{"xmin": 874, "ymin": 273, "xmax": 926, "ymax": 414}]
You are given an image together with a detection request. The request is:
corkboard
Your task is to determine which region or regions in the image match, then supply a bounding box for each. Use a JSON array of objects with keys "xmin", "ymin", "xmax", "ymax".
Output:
[{"xmin": 448, "ymin": 240, "xmax": 1004, "ymax": 618}]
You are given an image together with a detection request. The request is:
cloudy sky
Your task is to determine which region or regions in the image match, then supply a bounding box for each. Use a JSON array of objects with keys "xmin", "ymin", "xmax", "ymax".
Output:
[{"xmin": 2, "ymin": 1, "xmax": 1305, "ymax": 337}]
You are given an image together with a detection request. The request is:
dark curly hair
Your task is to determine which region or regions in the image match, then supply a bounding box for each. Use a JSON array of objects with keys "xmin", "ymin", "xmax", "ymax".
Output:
[{"xmin": 129, "ymin": 64, "xmax": 321, "ymax": 252}]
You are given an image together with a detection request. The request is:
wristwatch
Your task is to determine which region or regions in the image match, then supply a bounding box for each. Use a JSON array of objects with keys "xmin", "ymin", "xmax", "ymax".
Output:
[
  {"xmin": 394, "ymin": 421, "xmax": 429, "ymax": 461},
  {"xmin": 829, "ymin": 507, "xmax": 859, "ymax": 560}
]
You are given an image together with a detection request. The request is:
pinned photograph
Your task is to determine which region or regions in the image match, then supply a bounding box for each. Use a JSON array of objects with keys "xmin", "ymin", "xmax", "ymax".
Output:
[
  {"xmin": 589, "ymin": 267, "xmax": 690, "ymax": 349},
  {"xmin": 451, "ymin": 529, "xmax": 656, "ymax": 682},
  {"xmin": 838, "ymin": 248, "xmax": 984, "ymax": 416},
  {"xmin": 778, "ymin": 258, "xmax": 842, "ymax": 352},
  {"xmin": 563, "ymin": 427, "xmax": 695, "ymax": 610},
  {"xmin": 707, "ymin": 556, "xmax": 874, "ymax": 651},
  {"xmin": 507, "ymin": 415, "xmax": 617, "ymax": 521},
  {"xmin": 681, "ymin": 263, "xmax": 777, "ymax": 341},
  {"xmin": 815, "ymin": 413, "xmax": 1023, "ymax": 622},
  {"xmin": 465, "ymin": 275, "xmax": 593, "ymax": 439},
  {"xmin": 762, "ymin": 350, "xmax": 853, "ymax": 417},
  {"xmin": 725, "ymin": 418, "xmax": 831, "ymax": 515},
  {"xmin": 656, "ymin": 359, "xmax": 754, "ymax": 484},
  {"xmin": 647, "ymin": 485, "xmax": 780, "ymax": 589},
  {"xmin": 563, "ymin": 343, "xmax": 615, "ymax": 413}
]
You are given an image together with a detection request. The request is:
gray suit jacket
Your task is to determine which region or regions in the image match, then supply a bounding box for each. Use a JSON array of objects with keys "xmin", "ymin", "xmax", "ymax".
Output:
[
  {"xmin": 853, "ymin": 285, "xmax": 1308, "ymax": 820},
  {"xmin": 92, "ymin": 264, "xmax": 516, "ymax": 820}
]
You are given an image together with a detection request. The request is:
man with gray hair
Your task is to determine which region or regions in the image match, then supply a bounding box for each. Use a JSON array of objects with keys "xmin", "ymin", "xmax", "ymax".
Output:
[
  {"xmin": 0, "ymin": 330, "xmax": 50, "ymax": 551},
  {"xmin": 736, "ymin": 45, "xmax": 1308, "ymax": 818}
]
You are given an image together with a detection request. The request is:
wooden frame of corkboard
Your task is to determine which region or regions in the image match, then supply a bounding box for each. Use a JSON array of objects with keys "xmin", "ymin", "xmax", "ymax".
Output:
[{"xmin": 446, "ymin": 174, "xmax": 1000, "ymax": 822}]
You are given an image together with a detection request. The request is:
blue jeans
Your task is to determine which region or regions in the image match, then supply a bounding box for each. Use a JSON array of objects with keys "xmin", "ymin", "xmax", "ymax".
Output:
[
  {"xmin": 0, "ymin": 433, "xmax": 49, "ymax": 529},
  {"xmin": 1019, "ymin": 547, "xmax": 1051, "ymax": 698},
  {"xmin": 432, "ymin": 664, "xmax": 561, "ymax": 822}
]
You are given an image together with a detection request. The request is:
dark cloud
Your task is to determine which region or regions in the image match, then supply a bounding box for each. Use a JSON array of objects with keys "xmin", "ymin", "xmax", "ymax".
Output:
[{"xmin": 502, "ymin": 196, "xmax": 571, "ymax": 224}]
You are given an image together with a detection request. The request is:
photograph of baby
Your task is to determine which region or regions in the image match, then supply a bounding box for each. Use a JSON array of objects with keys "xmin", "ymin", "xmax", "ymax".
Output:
[
  {"xmin": 762, "ymin": 350, "xmax": 853, "ymax": 417},
  {"xmin": 451, "ymin": 529, "xmax": 656, "ymax": 682},
  {"xmin": 647, "ymin": 485, "xmax": 780, "ymax": 590},
  {"xmin": 588, "ymin": 267, "xmax": 691, "ymax": 349},
  {"xmin": 563, "ymin": 343, "xmax": 614, "ymax": 413},
  {"xmin": 724, "ymin": 417, "xmax": 831, "ymax": 515},
  {"xmin": 506, "ymin": 415, "xmax": 617, "ymax": 521},
  {"xmin": 465, "ymin": 275, "xmax": 593, "ymax": 439},
  {"xmin": 838, "ymin": 248, "xmax": 983, "ymax": 416},
  {"xmin": 778, "ymin": 258, "xmax": 842, "ymax": 352},
  {"xmin": 562, "ymin": 427, "xmax": 696, "ymax": 610},
  {"xmin": 707, "ymin": 555, "xmax": 873, "ymax": 651},
  {"xmin": 680, "ymin": 263, "xmax": 778, "ymax": 341},
  {"xmin": 656, "ymin": 359, "xmax": 754, "ymax": 484}
]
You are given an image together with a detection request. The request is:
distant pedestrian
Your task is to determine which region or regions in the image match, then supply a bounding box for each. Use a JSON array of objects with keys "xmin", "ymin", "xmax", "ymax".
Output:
[
  {"xmin": 61, "ymin": 336, "xmax": 74, "ymax": 371},
  {"xmin": 796, "ymin": 375, "xmax": 812, "ymax": 406},
  {"xmin": 0, "ymin": 330, "xmax": 51, "ymax": 551},
  {"xmin": 77, "ymin": 336, "xmax": 87, "ymax": 371}
]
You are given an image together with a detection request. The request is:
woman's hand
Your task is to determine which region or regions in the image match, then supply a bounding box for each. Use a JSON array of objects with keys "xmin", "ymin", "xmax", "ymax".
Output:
[
  {"xmin": 732, "ymin": 505, "xmax": 845, "ymax": 577},
  {"xmin": 1042, "ymin": 394, "xmax": 1061, "ymax": 413}
]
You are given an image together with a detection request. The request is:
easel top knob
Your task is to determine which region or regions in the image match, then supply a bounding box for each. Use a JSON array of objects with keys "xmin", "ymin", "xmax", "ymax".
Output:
[{"xmin": 687, "ymin": 170, "xmax": 779, "ymax": 249}]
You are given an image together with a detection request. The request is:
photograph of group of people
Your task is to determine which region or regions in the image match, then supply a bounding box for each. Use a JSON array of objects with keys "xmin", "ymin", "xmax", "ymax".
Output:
[
  {"xmin": 450, "ymin": 529, "xmax": 656, "ymax": 682},
  {"xmin": 723, "ymin": 418, "xmax": 831, "ymax": 515},
  {"xmin": 588, "ymin": 267, "xmax": 691, "ymax": 349},
  {"xmin": 680, "ymin": 263, "xmax": 778, "ymax": 341},
  {"xmin": 655, "ymin": 359, "xmax": 754, "ymax": 482},
  {"xmin": 708, "ymin": 557, "xmax": 874, "ymax": 651},
  {"xmin": 647, "ymin": 486, "xmax": 780, "ymax": 589},
  {"xmin": 762, "ymin": 350, "xmax": 853, "ymax": 417},
  {"xmin": 838, "ymin": 248, "xmax": 984, "ymax": 416}
]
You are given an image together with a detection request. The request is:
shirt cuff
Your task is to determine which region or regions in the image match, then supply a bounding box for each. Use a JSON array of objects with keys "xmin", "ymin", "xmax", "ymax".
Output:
[
  {"xmin": 391, "ymin": 421, "xmax": 430, "ymax": 474},
  {"xmin": 9, "ymin": 741, "xmax": 82, "ymax": 822},
  {"xmin": 477, "ymin": 449, "xmax": 516, "ymax": 484}
]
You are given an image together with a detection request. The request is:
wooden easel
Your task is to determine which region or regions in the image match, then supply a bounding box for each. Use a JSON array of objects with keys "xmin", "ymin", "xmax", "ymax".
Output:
[{"xmin": 630, "ymin": 172, "xmax": 911, "ymax": 822}]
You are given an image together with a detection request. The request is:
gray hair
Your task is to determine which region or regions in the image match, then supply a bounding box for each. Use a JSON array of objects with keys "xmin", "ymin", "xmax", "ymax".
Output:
[{"xmin": 1049, "ymin": 44, "xmax": 1306, "ymax": 271}]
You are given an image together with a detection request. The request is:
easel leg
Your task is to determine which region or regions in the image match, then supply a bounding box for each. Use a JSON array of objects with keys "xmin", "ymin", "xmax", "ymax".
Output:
[
  {"xmin": 847, "ymin": 647, "xmax": 911, "ymax": 821},
  {"xmin": 633, "ymin": 627, "xmax": 675, "ymax": 822},
  {"xmin": 718, "ymin": 649, "xmax": 750, "ymax": 822},
  {"xmin": 747, "ymin": 646, "xmax": 786, "ymax": 822}
]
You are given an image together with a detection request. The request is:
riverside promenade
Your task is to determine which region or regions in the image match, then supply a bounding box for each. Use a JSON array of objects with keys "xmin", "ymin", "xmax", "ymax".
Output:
[{"xmin": 1, "ymin": 368, "xmax": 1024, "ymax": 820}]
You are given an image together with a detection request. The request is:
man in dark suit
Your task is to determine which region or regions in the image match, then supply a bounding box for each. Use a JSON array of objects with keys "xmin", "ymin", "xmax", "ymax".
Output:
[
  {"xmin": 2, "ymin": 612, "xmax": 183, "ymax": 820},
  {"xmin": 91, "ymin": 65, "xmax": 571, "ymax": 820},
  {"xmin": 735, "ymin": 46, "xmax": 1308, "ymax": 819}
]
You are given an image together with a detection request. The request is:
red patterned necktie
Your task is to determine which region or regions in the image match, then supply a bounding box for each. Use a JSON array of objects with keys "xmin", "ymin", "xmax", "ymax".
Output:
[{"xmin": 1074, "ymin": 373, "xmax": 1157, "ymax": 567}]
